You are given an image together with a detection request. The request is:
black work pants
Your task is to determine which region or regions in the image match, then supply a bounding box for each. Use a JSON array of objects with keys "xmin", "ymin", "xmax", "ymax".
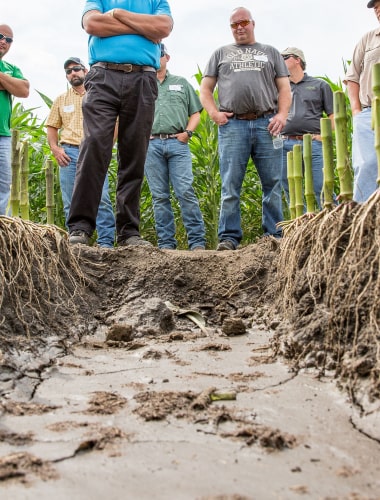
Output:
[{"xmin": 68, "ymin": 66, "xmax": 157, "ymax": 242}]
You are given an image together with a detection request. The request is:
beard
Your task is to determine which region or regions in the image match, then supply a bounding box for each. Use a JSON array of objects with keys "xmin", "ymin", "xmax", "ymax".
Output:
[{"xmin": 71, "ymin": 77, "xmax": 85, "ymax": 87}]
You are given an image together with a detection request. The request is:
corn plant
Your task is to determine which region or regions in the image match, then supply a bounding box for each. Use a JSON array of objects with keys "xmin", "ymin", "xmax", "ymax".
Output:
[{"xmin": 11, "ymin": 102, "xmax": 65, "ymax": 227}]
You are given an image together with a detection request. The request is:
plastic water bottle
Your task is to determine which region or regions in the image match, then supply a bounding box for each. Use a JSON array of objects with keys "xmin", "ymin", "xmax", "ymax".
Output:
[{"xmin": 272, "ymin": 134, "xmax": 283, "ymax": 149}]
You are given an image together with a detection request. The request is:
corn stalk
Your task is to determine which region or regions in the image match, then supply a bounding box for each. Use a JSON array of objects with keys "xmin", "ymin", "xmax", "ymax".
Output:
[
  {"xmin": 303, "ymin": 134, "xmax": 315, "ymax": 213},
  {"xmin": 287, "ymin": 151, "xmax": 296, "ymax": 219},
  {"xmin": 333, "ymin": 91, "xmax": 353, "ymax": 201},
  {"xmin": 10, "ymin": 130, "xmax": 21, "ymax": 216},
  {"xmin": 293, "ymin": 144, "xmax": 303, "ymax": 217},
  {"xmin": 20, "ymin": 141, "xmax": 30, "ymax": 220},
  {"xmin": 45, "ymin": 159, "xmax": 55, "ymax": 224},
  {"xmin": 373, "ymin": 97, "xmax": 380, "ymax": 188},
  {"xmin": 320, "ymin": 118, "xmax": 335, "ymax": 210}
]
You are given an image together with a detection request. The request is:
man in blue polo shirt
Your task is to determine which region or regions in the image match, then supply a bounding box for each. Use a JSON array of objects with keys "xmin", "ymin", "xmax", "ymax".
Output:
[
  {"xmin": 68, "ymin": 1, "xmax": 173, "ymax": 247},
  {"xmin": 0, "ymin": 24, "xmax": 29, "ymax": 215}
]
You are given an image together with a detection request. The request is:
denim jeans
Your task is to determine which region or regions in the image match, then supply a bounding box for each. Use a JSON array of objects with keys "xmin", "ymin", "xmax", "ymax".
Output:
[
  {"xmin": 0, "ymin": 135, "xmax": 11, "ymax": 216},
  {"xmin": 145, "ymin": 138, "xmax": 205, "ymax": 249},
  {"xmin": 282, "ymin": 137, "xmax": 324, "ymax": 210},
  {"xmin": 61, "ymin": 145, "xmax": 115, "ymax": 247},
  {"xmin": 218, "ymin": 115, "xmax": 283, "ymax": 242},
  {"xmin": 352, "ymin": 108, "xmax": 378, "ymax": 202},
  {"xmin": 67, "ymin": 66, "xmax": 157, "ymax": 244}
]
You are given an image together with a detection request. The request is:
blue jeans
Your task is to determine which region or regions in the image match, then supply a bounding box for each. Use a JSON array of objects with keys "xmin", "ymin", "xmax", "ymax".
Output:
[
  {"xmin": 282, "ymin": 137, "xmax": 324, "ymax": 210},
  {"xmin": 145, "ymin": 138, "xmax": 205, "ymax": 249},
  {"xmin": 352, "ymin": 108, "xmax": 378, "ymax": 202},
  {"xmin": 0, "ymin": 135, "xmax": 11, "ymax": 216},
  {"xmin": 61, "ymin": 145, "xmax": 115, "ymax": 247},
  {"xmin": 218, "ymin": 116, "xmax": 283, "ymax": 243}
]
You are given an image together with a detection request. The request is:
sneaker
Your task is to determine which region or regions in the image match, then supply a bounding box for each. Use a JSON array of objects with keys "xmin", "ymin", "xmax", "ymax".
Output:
[
  {"xmin": 216, "ymin": 240, "xmax": 236, "ymax": 251},
  {"xmin": 191, "ymin": 245, "xmax": 205, "ymax": 251},
  {"xmin": 118, "ymin": 235, "xmax": 153, "ymax": 247},
  {"xmin": 69, "ymin": 230, "xmax": 90, "ymax": 246}
]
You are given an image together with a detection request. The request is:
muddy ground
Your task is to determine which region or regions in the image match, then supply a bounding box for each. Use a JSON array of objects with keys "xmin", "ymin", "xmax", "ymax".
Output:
[{"xmin": 0, "ymin": 236, "xmax": 379, "ymax": 499}]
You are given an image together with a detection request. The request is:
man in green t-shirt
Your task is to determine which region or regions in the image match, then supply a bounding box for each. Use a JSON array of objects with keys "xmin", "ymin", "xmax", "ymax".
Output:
[
  {"xmin": 144, "ymin": 43, "xmax": 205, "ymax": 250},
  {"xmin": 0, "ymin": 24, "xmax": 29, "ymax": 215}
]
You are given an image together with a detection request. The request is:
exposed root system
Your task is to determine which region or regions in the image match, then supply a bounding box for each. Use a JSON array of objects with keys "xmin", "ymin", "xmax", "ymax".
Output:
[
  {"xmin": 0, "ymin": 217, "xmax": 90, "ymax": 343},
  {"xmin": 275, "ymin": 192, "xmax": 380, "ymax": 406}
]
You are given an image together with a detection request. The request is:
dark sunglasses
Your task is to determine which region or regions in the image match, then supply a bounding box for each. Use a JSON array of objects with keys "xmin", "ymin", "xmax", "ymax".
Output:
[
  {"xmin": 0, "ymin": 33, "xmax": 13, "ymax": 44},
  {"xmin": 65, "ymin": 65, "xmax": 84, "ymax": 75},
  {"xmin": 230, "ymin": 19, "xmax": 251, "ymax": 29},
  {"xmin": 283, "ymin": 55, "xmax": 296, "ymax": 60}
]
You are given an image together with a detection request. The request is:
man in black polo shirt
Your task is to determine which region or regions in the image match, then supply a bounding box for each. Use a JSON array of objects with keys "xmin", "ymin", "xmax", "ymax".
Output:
[{"xmin": 281, "ymin": 47, "xmax": 334, "ymax": 211}]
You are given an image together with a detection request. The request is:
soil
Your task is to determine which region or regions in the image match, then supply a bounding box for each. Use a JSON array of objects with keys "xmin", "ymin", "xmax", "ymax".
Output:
[{"xmin": 0, "ymin": 233, "xmax": 379, "ymax": 499}]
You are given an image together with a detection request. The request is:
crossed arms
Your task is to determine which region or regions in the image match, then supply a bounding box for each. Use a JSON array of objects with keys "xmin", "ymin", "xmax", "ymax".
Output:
[
  {"xmin": 0, "ymin": 71, "xmax": 29, "ymax": 97},
  {"xmin": 83, "ymin": 8, "xmax": 173, "ymax": 43}
]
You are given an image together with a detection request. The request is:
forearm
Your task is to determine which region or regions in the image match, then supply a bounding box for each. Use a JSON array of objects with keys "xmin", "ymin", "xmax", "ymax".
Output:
[
  {"xmin": 277, "ymin": 86, "xmax": 292, "ymax": 121},
  {"xmin": 47, "ymin": 127, "xmax": 60, "ymax": 154},
  {"xmin": 47, "ymin": 126, "xmax": 70, "ymax": 166},
  {"xmin": 268, "ymin": 78, "xmax": 291, "ymax": 135},
  {"xmin": 83, "ymin": 10, "xmax": 134, "ymax": 36},
  {"xmin": 83, "ymin": 9, "xmax": 172, "ymax": 40},
  {"xmin": 346, "ymin": 81, "xmax": 362, "ymax": 115},
  {"xmin": 200, "ymin": 80, "xmax": 218, "ymax": 120},
  {"xmin": 0, "ymin": 73, "xmax": 29, "ymax": 98},
  {"xmin": 186, "ymin": 112, "xmax": 201, "ymax": 131},
  {"xmin": 113, "ymin": 9, "xmax": 172, "ymax": 40}
]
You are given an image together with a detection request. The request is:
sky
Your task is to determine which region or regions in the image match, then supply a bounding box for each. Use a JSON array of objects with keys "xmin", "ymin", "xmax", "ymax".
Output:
[{"xmin": 2, "ymin": 1, "xmax": 378, "ymax": 121}]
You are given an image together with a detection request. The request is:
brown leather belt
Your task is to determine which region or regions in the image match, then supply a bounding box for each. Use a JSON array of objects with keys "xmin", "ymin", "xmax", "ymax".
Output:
[
  {"xmin": 92, "ymin": 62, "xmax": 156, "ymax": 73},
  {"xmin": 233, "ymin": 110, "xmax": 274, "ymax": 120},
  {"xmin": 283, "ymin": 135, "xmax": 304, "ymax": 140},
  {"xmin": 283, "ymin": 134, "xmax": 322, "ymax": 141},
  {"xmin": 150, "ymin": 134, "xmax": 177, "ymax": 140}
]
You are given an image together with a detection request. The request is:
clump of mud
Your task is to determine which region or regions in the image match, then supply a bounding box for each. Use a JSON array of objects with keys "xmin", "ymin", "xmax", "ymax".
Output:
[{"xmin": 133, "ymin": 388, "xmax": 296, "ymax": 450}]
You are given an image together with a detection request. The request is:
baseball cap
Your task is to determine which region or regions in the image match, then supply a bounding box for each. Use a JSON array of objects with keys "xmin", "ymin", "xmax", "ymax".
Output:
[
  {"xmin": 281, "ymin": 47, "xmax": 306, "ymax": 65},
  {"xmin": 64, "ymin": 57, "xmax": 85, "ymax": 69}
]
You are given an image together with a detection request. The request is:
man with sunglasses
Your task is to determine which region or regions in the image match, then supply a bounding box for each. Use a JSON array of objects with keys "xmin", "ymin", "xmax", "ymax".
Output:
[
  {"xmin": 144, "ymin": 44, "xmax": 205, "ymax": 251},
  {"xmin": 344, "ymin": 0, "xmax": 380, "ymax": 202},
  {"xmin": 0, "ymin": 24, "xmax": 29, "ymax": 215},
  {"xmin": 200, "ymin": 7, "xmax": 291, "ymax": 250},
  {"xmin": 46, "ymin": 57, "xmax": 115, "ymax": 248},
  {"xmin": 281, "ymin": 47, "xmax": 334, "ymax": 211},
  {"xmin": 67, "ymin": 0, "xmax": 173, "ymax": 247}
]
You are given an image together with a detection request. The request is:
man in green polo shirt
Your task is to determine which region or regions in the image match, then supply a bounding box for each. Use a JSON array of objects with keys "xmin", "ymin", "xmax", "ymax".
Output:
[
  {"xmin": 144, "ymin": 43, "xmax": 206, "ymax": 251},
  {"xmin": 0, "ymin": 24, "xmax": 29, "ymax": 215}
]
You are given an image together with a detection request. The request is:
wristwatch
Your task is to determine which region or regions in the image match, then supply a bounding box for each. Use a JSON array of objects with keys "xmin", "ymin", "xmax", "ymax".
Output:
[{"xmin": 184, "ymin": 129, "xmax": 193, "ymax": 138}]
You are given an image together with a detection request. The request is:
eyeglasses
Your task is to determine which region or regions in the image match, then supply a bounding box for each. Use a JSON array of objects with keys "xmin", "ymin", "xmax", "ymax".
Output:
[
  {"xmin": 160, "ymin": 50, "xmax": 166, "ymax": 57},
  {"xmin": 65, "ymin": 65, "xmax": 84, "ymax": 75},
  {"xmin": 230, "ymin": 19, "xmax": 252, "ymax": 29},
  {"xmin": 0, "ymin": 33, "xmax": 13, "ymax": 44},
  {"xmin": 283, "ymin": 55, "xmax": 296, "ymax": 60}
]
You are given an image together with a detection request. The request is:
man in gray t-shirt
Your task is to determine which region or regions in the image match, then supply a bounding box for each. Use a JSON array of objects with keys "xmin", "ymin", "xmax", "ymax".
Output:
[
  {"xmin": 200, "ymin": 6, "xmax": 291, "ymax": 248},
  {"xmin": 281, "ymin": 47, "xmax": 334, "ymax": 211}
]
